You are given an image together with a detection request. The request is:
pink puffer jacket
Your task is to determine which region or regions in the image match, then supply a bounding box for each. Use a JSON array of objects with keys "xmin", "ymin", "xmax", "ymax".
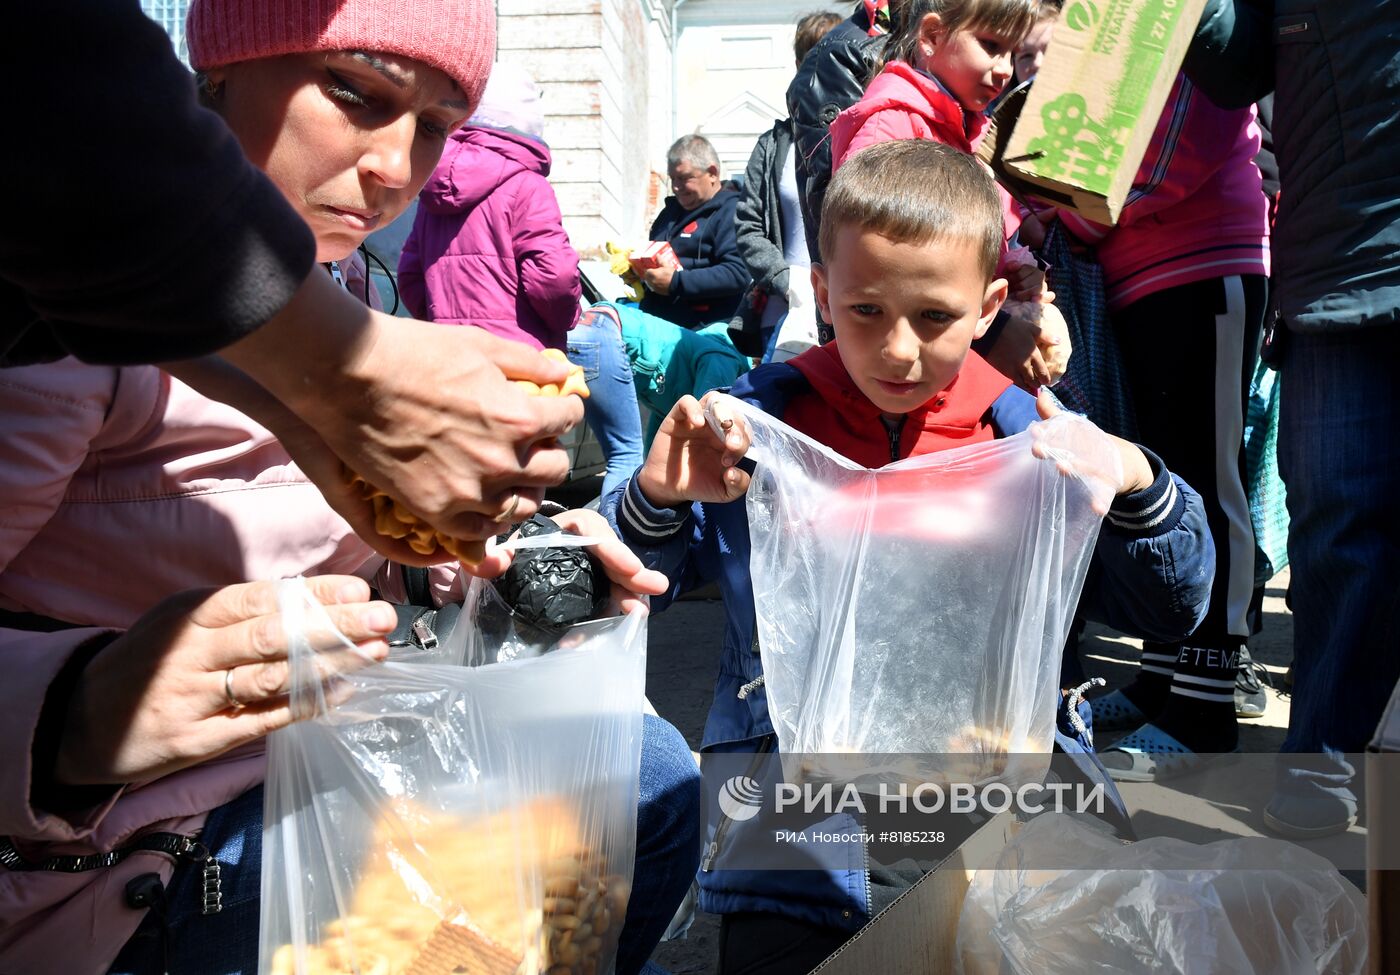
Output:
[
  {"xmin": 0, "ymin": 261, "xmax": 453, "ymax": 973},
  {"xmin": 398, "ymin": 125, "xmax": 581, "ymax": 350},
  {"xmin": 829, "ymin": 60, "xmax": 1022, "ymax": 246}
]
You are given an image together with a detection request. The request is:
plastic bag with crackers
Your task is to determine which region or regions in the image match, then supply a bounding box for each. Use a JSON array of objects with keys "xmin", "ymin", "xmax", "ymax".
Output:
[{"xmin": 260, "ymin": 572, "xmax": 645, "ymax": 975}]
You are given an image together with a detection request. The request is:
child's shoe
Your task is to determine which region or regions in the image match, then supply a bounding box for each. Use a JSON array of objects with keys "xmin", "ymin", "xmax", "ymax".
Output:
[
  {"xmin": 1100, "ymin": 722, "xmax": 1238, "ymax": 783},
  {"xmin": 1089, "ymin": 688, "xmax": 1149, "ymax": 733}
]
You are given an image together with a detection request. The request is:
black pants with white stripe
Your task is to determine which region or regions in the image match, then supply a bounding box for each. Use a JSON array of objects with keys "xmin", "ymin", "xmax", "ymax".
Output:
[{"xmin": 1114, "ymin": 275, "xmax": 1267, "ymax": 647}]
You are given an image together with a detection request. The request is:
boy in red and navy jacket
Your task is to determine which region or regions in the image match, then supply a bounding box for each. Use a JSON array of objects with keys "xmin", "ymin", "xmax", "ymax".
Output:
[{"xmin": 604, "ymin": 141, "xmax": 1214, "ymax": 972}]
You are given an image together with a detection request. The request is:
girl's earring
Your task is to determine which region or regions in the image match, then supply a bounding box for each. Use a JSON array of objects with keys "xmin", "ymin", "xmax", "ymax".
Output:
[{"xmin": 202, "ymin": 76, "xmax": 225, "ymax": 101}]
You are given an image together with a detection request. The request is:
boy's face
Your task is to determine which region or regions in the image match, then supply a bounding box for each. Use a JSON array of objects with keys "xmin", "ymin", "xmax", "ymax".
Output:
[{"xmin": 813, "ymin": 225, "xmax": 1007, "ymax": 416}]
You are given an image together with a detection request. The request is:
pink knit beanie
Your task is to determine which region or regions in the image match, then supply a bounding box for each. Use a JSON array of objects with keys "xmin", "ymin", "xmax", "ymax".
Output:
[{"xmin": 186, "ymin": 0, "xmax": 496, "ymax": 112}]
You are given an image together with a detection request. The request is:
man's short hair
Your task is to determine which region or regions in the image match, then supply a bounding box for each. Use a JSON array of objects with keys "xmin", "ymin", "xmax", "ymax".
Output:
[
  {"xmin": 819, "ymin": 140, "xmax": 1003, "ymax": 281},
  {"xmin": 794, "ymin": 10, "xmax": 844, "ymax": 66},
  {"xmin": 667, "ymin": 134, "xmax": 720, "ymax": 173}
]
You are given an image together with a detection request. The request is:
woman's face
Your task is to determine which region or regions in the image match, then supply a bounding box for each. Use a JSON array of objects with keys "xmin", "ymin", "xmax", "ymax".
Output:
[{"xmin": 208, "ymin": 51, "xmax": 471, "ymax": 261}]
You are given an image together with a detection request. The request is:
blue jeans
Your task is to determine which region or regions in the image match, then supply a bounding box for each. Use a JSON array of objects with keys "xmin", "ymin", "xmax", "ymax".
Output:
[
  {"xmin": 1276, "ymin": 326, "xmax": 1400, "ymax": 801},
  {"xmin": 568, "ymin": 312, "xmax": 646, "ymax": 500},
  {"xmin": 109, "ymin": 716, "xmax": 701, "ymax": 975},
  {"xmin": 107, "ymin": 786, "xmax": 264, "ymax": 974},
  {"xmin": 618, "ymin": 715, "xmax": 703, "ymax": 975}
]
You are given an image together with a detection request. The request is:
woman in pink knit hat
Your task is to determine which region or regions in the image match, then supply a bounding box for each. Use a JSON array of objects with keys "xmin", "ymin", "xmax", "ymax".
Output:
[{"xmin": 0, "ymin": 1, "xmax": 702, "ymax": 972}]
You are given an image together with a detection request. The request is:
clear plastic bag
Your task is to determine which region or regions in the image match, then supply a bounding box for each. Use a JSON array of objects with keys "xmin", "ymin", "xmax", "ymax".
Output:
[
  {"xmin": 708, "ymin": 395, "xmax": 1120, "ymax": 782},
  {"xmin": 956, "ymin": 813, "xmax": 1369, "ymax": 975},
  {"xmin": 259, "ymin": 574, "xmax": 647, "ymax": 975}
]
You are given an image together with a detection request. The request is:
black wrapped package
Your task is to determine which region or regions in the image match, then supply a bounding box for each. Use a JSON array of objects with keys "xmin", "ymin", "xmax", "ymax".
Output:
[{"xmin": 491, "ymin": 514, "xmax": 610, "ymax": 630}]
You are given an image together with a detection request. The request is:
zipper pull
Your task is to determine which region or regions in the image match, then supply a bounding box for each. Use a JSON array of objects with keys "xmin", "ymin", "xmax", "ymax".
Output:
[
  {"xmin": 700, "ymin": 839, "xmax": 719, "ymax": 873},
  {"xmin": 411, "ymin": 614, "xmax": 439, "ymax": 650},
  {"xmin": 181, "ymin": 838, "xmax": 223, "ymax": 916}
]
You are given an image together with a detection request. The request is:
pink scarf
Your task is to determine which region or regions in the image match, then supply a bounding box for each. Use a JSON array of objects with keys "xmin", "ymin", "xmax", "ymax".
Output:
[{"xmin": 862, "ymin": 0, "xmax": 891, "ymax": 35}]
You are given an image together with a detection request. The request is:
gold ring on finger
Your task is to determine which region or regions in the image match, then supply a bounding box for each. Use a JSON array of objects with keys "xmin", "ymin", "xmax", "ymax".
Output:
[
  {"xmin": 224, "ymin": 667, "xmax": 247, "ymax": 711},
  {"xmin": 493, "ymin": 493, "xmax": 522, "ymax": 524}
]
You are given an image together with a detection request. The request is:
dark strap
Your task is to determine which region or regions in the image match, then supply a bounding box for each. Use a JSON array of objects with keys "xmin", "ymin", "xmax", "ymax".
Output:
[
  {"xmin": 0, "ymin": 831, "xmax": 204, "ymax": 873},
  {"xmin": 0, "ymin": 608, "xmax": 86, "ymax": 632},
  {"xmin": 400, "ymin": 564, "xmax": 433, "ymax": 607}
]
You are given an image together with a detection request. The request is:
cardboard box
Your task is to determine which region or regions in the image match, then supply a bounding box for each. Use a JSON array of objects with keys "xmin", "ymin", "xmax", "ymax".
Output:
[
  {"xmin": 1368, "ymin": 679, "xmax": 1400, "ymax": 975},
  {"xmin": 628, "ymin": 241, "xmax": 679, "ymax": 275},
  {"xmin": 998, "ymin": 0, "xmax": 1209, "ymax": 225},
  {"xmin": 808, "ymin": 812, "xmax": 1017, "ymax": 975}
]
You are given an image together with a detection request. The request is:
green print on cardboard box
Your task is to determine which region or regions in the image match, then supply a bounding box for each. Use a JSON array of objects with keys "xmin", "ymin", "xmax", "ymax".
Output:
[{"xmin": 1024, "ymin": 0, "xmax": 1191, "ymax": 196}]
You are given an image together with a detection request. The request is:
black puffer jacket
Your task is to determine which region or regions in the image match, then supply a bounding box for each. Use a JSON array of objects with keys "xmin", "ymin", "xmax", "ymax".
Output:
[
  {"xmin": 1186, "ymin": 0, "xmax": 1400, "ymax": 332},
  {"xmin": 785, "ymin": 7, "xmax": 889, "ymax": 263},
  {"xmin": 640, "ymin": 189, "xmax": 749, "ymax": 329}
]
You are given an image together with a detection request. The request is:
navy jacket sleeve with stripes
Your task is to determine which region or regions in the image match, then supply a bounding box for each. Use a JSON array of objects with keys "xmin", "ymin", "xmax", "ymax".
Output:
[{"xmin": 607, "ymin": 369, "xmax": 1214, "ymax": 648}]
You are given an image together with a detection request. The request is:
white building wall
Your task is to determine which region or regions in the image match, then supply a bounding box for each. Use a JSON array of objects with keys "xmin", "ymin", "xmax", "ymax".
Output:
[
  {"xmin": 673, "ymin": 1, "xmax": 849, "ymax": 177},
  {"xmin": 498, "ymin": 0, "xmax": 674, "ymax": 256}
]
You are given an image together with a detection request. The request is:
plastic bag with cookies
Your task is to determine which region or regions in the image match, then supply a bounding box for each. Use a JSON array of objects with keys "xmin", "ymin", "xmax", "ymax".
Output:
[{"xmin": 260, "ymin": 575, "xmax": 646, "ymax": 975}]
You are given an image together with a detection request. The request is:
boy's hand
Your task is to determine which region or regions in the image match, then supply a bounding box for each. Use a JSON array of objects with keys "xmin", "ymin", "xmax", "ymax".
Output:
[
  {"xmin": 1033, "ymin": 392, "xmax": 1152, "ymax": 514},
  {"xmin": 636, "ymin": 392, "xmax": 752, "ymax": 508},
  {"xmin": 549, "ymin": 508, "xmax": 669, "ymax": 615}
]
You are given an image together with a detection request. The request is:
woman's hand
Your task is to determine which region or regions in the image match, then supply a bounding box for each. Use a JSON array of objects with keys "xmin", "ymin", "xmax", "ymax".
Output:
[
  {"xmin": 219, "ymin": 274, "xmax": 585, "ymax": 561},
  {"xmin": 55, "ymin": 577, "xmax": 395, "ymax": 786},
  {"xmin": 636, "ymin": 392, "xmax": 752, "ymax": 508}
]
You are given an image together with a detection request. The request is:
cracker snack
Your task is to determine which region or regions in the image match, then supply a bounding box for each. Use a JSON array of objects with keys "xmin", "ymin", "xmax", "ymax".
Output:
[
  {"xmin": 270, "ymin": 797, "xmax": 628, "ymax": 975},
  {"xmin": 261, "ymin": 579, "xmax": 645, "ymax": 975},
  {"xmin": 345, "ymin": 349, "xmax": 588, "ymax": 565}
]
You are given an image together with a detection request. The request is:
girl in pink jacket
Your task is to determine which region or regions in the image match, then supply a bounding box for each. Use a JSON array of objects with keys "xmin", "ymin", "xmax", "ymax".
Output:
[
  {"xmin": 826, "ymin": 0, "xmax": 1069, "ymax": 390},
  {"xmin": 0, "ymin": 2, "xmax": 693, "ymax": 973},
  {"xmin": 828, "ymin": 0, "xmax": 1040, "ymax": 252},
  {"xmin": 398, "ymin": 64, "xmax": 583, "ymax": 351}
]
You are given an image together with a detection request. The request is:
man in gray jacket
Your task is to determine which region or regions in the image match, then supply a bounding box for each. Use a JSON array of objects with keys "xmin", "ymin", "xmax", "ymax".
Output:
[{"xmin": 1186, "ymin": 0, "xmax": 1400, "ymax": 838}]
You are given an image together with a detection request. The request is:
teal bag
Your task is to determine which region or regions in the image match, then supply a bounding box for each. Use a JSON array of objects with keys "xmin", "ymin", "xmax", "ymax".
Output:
[{"xmin": 1244, "ymin": 359, "xmax": 1289, "ymax": 587}]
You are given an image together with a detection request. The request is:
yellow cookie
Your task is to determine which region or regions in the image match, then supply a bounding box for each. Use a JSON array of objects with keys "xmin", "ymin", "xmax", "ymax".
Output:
[
  {"xmin": 515, "ymin": 348, "xmax": 590, "ymax": 399},
  {"xmin": 345, "ymin": 348, "xmax": 585, "ymax": 567}
]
